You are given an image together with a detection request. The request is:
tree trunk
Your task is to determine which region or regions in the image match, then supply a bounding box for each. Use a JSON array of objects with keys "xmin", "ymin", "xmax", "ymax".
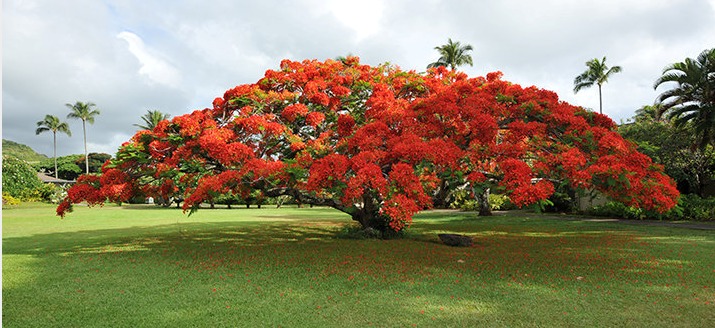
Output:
[
  {"xmin": 83, "ymin": 120, "xmax": 89, "ymax": 174},
  {"xmin": 474, "ymin": 187, "xmax": 492, "ymax": 216},
  {"xmin": 598, "ymin": 84, "xmax": 603, "ymax": 115},
  {"xmin": 349, "ymin": 191, "xmax": 388, "ymax": 232},
  {"xmin": 432, "ymin": 178, "xmax": 451, "ymax": 209},
  {"xmin": 53, "ymin": 131, "xmax": 58, "ymax": 179}
]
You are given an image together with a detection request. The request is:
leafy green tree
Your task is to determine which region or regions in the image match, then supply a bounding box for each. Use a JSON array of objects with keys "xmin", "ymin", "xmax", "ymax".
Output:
[
  {"xmin": 36, "ymin": 156, "xmax": 82, "ymax": 181},
  {"xmin": 35, "ymin": 115, "xmax": 72, "ymax": 178},
  {"xmin": 2, "ymin": 156, "xmax": 44, "ymax": 198},
  {"xmin": 427, "ymin": 38, "xmax": 474, "ymax": 70},
  {"xmin": 573, "ymin": 56, "xmax": 622, "ymax": 115},
  {"xmin": 134, "ymin": 110, "xmax": 170, "ymax": 131},
  {"xmin": 66, "ymin": 101, "xmax": 100, "ymax": 174},
  {"xmin": 620, "ymin": 109, "xmax": 715, "ymax": 196},
  {"xmin": 36, "ymin": 153, "xmax": 111, "ymax": 181},
  {"xmin": 635, "ymin": 103, "xmax": 665, "ymax": 121},
  {"xmin": 654, "ymin": 48, "xmax": 715, "ymax": 149}
]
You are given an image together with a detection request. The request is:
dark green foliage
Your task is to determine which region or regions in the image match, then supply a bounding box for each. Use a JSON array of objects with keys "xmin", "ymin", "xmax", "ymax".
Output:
[
  {"xmin": 335, "ymin": 224, "xmax": 383, "ymax": 239},
  {"xmin": 2, "ymin": 156, "xmax": 43, "ymax": 198},
  {"xmin": 588, "ymin": 201, "xmax": 648, "ymax": 220},
  {"xmin": 589, "ymin": 195, "xmax": 715, "ymax": 221},
  {"xmin": 543, "ymin": 184, "xmax": 577, "ymax": 213},
  {"xmin": 620, "ymin": 110, "xmax": 715, "ymax": 196},
  {"xmin": 213, "ymin": 192, "xmax": 241, "ymax": 208},
  {"xmin": 676, "ymin": 194, "xmax": 715, "ymax": 221},
  {"xmin": 82, "ymin": 152, "xmax": 112, "ymax": 173},
  {"xmin": 2, "ymin": 139, "xmax": 48, "ymax": 163},
  {"xmin": 35, "ymin": 153, "xmax": 111, "ymax": 181}
]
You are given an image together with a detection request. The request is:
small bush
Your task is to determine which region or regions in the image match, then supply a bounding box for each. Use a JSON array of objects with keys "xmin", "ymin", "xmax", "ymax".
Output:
[
  {"xmin": 450, "ymin": 189, "xmax": 515, "ymax": 211},
  {"xmin": 2, "ymin": 192, "xmax": 21, "ymax": 206},
  {"xmin": 334, "ymin": 223, "xmax": 417, "ymax": 240},
  {"xmin": 588, "ymin": 201, "xmax": 647, "ymax": 220},
  {"xmin": 674, "ymin": 194, "xmax": 715, "ymax": 221},
  {"xmin": 489, "ymin": 193, "xmax": 515, "ymax": 211},
  {"xmin": 543, "ymin": 186, "xmax": 576, "ymax": 213},
  {"xmin": 588, "ymin": 194, "xmax": 715, "ymax": 221},
  {"xmin": 335, "ymin": 224, "xmax": 384, "ymax": 239},
  {"xmin": 2, "ymin": 156, "xmax": 43, "ymax": 199}
]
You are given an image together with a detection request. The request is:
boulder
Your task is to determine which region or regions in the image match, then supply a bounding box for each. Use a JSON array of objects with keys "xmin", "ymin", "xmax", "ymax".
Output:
[{"xmin": 438, "ymin": 233, "xmax": 473, "ymax": 247}]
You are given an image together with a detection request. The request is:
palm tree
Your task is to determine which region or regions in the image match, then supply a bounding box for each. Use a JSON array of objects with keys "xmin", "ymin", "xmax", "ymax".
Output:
[
  {"xmin": 654, "ymin": 48, "xmax": 715, "ymax": 149},
  {"xmin": 35, "ymin": 115, "xmax": 72, "ymax": 179},
  {"xmin": 573, "ymin": 56, "xmax": 623, "ymax": 115},
  {"xmin": 427, "ymin": 38, "xmax": 474, "ymax": 70},
  {"xmin": 134, "ymin": 110, "xmax": 170, "ymax": 130},
  {"xmin": 66, "ymin": 101, "xmax": 100, "ymax": 174}
]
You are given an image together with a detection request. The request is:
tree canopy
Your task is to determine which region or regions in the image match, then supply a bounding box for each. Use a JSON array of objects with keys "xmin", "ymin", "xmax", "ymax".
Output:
[
  {"xmin": 57, "ymin": 58, "xmax": 679, "ymax": 233},
  {"xmin": 36, "ymin": 153, "xmax": 112, "ymax": 181}
]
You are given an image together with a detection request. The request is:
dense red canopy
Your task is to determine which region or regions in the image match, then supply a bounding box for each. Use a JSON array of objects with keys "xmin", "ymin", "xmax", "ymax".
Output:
[{"xmin": 57, "ymin": 58, "xmax": 679, "ymax": 232}]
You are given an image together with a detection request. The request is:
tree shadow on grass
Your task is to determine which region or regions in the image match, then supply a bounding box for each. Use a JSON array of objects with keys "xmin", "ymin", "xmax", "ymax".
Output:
[
  {"xmin": 4, "ymin": 215, "xmax": 714, "ymax": 327},
  {"xmin": 3, "ymin": 220, "xmax": 344, "ymax": 256}
]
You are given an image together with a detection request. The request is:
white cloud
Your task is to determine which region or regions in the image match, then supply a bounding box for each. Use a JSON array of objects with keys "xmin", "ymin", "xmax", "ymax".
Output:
[
  {"xmin": 117, "ymin": 31, "xmax": 182, "ymax": 88},
  {"xmin": 3, "ymin": 0, "xmax": 714, "ymax": 158},
  {"xmin": 328, "ymin": 0, "xmax": 384, "ymax": 41}
]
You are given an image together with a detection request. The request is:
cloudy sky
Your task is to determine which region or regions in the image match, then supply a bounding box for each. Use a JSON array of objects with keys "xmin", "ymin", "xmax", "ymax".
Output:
[{"xmin": 3, "ymin": 0, "xmax": 715, "ymax": 157}]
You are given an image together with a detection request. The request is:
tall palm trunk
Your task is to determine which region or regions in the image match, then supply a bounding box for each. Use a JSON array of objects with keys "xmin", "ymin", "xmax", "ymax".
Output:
[
  {"xmin": 598, "ymin": 84, "xmax": 603, "ymax": 115},
  {"xmin": 53, "ymin": 131, "xmax": 58, "ymax": 179},
  {"xmin": 82, "ymin": 120, "xmax": 88, "ymax": 174}
]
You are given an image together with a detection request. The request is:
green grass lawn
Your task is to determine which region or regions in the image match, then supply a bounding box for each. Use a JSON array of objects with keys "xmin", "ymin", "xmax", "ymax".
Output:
[{"xmin": 3, "ymin": 203, "xmax": 714, "ymax": 327}]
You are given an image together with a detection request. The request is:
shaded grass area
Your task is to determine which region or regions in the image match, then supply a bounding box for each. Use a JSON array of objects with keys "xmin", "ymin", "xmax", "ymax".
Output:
[{"xmin": 3, "ymin": 203, "xmax": 714, "ymax": 327}]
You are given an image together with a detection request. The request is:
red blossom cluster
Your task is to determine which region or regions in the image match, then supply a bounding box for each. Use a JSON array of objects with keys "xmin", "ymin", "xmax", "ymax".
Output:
[{"xmin": 57, "ymin": 58, "xmax": 679, "ymax": 231}]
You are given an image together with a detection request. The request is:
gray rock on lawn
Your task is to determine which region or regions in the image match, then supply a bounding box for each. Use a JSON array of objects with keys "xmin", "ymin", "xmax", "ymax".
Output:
[{"xmin": 438, "ymin": 233, "xmax": 473, "ymax": 247}]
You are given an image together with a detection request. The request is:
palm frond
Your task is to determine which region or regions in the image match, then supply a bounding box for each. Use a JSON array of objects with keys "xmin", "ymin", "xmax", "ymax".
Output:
[
  {"xmin": 655, "ymin": 48, "xmax": 715, "ymax": 149},
  {"xmin": 427, "ymin": 38, "xmax": 474, "ymax": 70}
]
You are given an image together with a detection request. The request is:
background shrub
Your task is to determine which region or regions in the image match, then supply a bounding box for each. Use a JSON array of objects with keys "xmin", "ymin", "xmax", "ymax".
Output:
[
  {"xmin": 2, "ymin": 192, "xmax": 21, "ymax": 206},
  {"xmin": 2, "ymin": 156, "xmax": 43, "ymax": 199},
  {"xmin": 588, "ymin": 194, "xmax": 715, "ymax": 221},
  {"xmin": 676, "ymin": 194, "xmax": 715, "ymax": 221},
  {"xmin": 450, "ymin": 189, "xmax": 515, "ymax": 211}
]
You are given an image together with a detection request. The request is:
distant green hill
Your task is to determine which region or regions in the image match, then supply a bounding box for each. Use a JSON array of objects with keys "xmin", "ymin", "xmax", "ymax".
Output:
[{"xmin": 2, "ymin": 139, "xmax": 48, "ymax": 163}]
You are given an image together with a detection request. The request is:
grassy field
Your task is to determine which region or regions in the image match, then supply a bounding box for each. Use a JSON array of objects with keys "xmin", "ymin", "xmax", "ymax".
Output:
[{"xmin": 3, "ymin": 203, "xmax": 714, "ymax": 327}]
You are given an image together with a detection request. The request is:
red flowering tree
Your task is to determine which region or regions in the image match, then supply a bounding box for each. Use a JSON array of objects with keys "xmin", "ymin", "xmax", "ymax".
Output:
[{"xmin": 57, "ymin": 58, "xmax": 679, "ymax": 234}]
